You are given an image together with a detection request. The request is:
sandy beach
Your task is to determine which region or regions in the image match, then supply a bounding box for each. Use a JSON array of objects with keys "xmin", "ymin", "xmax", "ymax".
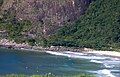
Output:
[{"xmin": 84, "ymin": 50, "xmax": 120, "ymax": 58}]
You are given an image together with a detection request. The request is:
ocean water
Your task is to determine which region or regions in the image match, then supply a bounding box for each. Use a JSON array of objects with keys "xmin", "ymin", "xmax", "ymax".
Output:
[{"xmin": 0, "ymin": 48, "xmax": 120, "ymax": 77}]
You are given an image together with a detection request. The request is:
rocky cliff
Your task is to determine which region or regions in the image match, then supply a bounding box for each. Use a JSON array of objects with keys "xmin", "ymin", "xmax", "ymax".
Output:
[
  {"xmin": 0, "ymin": 0, "xmax": 91, "ymax": 36},
  {"xmin": 2, "ymin": 0, "xmax": 91, "ymax": 34},
  {"xmin": 16, "ymin": 0, "xmax": 91, "ymax": 35}
]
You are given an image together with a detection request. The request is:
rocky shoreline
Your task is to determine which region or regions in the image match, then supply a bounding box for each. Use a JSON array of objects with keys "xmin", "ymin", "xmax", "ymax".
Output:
[
  {"xmin": 0, "ymin": 39, "xmax": 85, "ymax": 52},
  {"xmin": 0, "ymin": 39, "xmax": 120, "ymax": 58},
  {"xmin": 0, "ymin": 39, "xmax": 32, "ymax": 49}
]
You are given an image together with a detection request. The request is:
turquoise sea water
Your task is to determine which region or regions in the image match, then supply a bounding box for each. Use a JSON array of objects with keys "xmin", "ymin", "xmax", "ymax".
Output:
[{"xmin": 0, "ymin": 48, "xmax": 120, "ymax": 77}]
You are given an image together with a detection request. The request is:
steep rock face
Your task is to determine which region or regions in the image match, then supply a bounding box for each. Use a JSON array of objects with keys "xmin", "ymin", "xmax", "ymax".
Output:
[
  {"xmin": 1, "ymin": 0, "xmax": 91, "ymax": 36},
  {"xmin": 15, "ymin": 0, "xmax": 91, "ymax": 35}
]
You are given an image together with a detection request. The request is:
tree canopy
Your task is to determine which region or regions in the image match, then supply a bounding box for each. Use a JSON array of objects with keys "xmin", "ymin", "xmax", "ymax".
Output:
[{"xmin": 48, "ymin": 0, "xmax": 120, "ymax": 50}]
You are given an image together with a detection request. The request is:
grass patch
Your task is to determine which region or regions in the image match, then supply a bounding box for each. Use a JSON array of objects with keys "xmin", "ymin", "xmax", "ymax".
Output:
[{"xmin": 0, "ymin": 74, "xmax": 96, "ymax": 77}]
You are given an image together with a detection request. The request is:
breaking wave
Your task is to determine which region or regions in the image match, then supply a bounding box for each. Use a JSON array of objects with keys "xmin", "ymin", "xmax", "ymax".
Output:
[
  {"xmin": 46, "ymin": 51, "xmax": 120, "ymax": 77},
  {"xmin": 46, "ymin": 51, "xmax": 108, "ymax": 59}
]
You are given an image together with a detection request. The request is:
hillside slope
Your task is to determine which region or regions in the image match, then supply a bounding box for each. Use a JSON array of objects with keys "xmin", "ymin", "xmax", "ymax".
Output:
[
  {"xmin": 0, "ymin": 0, "xmax": 91, "ymax": 45},
  {"xmin": 0, "ymin": 0, "xmax": 91, "ymax": 35},
  {"xmin": 48, "ymin": 0, "xmax": 120, "ymax": 51}
]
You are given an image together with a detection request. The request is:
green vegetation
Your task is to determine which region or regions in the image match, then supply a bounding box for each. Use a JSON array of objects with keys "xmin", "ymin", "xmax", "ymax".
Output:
[
  {"xmin": 0, "ymin": 8, "xmax": 34, "ymax": 45},
  {"xmin": 0, "ymin": 0, "xmax": 120, "ymax": 51},
  {"xmin": 48, "ymin": 0, "xmax": 120, "ymax": 51},
  {"xmin": 0, "ymin": 0, "xmax": 3, "ymax": 6},
  {"xmin": 0, "ymin": 74, "xmax": 95, "ymax": 77},
  {"xmin": 0, "ymin": 10, "xmax": 31, "ymax": 36}
]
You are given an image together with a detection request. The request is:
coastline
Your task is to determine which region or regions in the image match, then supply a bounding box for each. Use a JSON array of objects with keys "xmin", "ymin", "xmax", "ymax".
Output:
[
  {"xmin": 0, "ymin": 39, "xmax": 120, "ymax": 58},
  {"xmin": 84, "ymin": 50, "xmax": 120, "ymax": 58}
]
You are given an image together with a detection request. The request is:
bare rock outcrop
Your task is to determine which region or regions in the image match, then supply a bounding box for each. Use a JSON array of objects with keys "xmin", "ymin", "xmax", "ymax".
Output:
[
  {"xmin": 0, "ymin": 0, "xmax": 91, "ymax": 36},
  {"xmin": 15, "ymin": 0, "xmax": 91, "ymax": 35}
]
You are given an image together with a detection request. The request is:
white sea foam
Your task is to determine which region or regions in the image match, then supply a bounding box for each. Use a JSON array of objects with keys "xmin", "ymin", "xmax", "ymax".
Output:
[
  {"xmin": 46, "ymin": 51, "xmax": 71, "ymax": 57},
  {"xmin": 104, "ymin": 64, "xmax": 114, "ymax": 68},
  {"xmin": 64, "ymin": 51, "xmax": 85, "ymax": 55},
  {"xmin": 90, "ymin": 60, "xmax": 103, "ymax": 64},
  {"xmin": 90, "ymin": 69, "xmax": 116, "ymax": 77},
  {"xmin": 98, "ymin": 69, "xmax": 115, "ymax": 77},
  {"xmin": 71, "ymin": 55, "xmax": 107, "ymax": 59},
  {"xmin": 107, "ymin": 61, "xmax": 120, "ymax": 63},
  {"xmin": 46, "ymin": 51, "xmax": 108, "ymax": 60},
  {"xmin": 46, "ymin": 51, "xmax": 120, "ymax": 77}
]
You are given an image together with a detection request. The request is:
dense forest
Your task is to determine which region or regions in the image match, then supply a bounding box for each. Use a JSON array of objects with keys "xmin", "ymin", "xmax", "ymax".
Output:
[
  {"xmin": 0, "ymin": 7, "xmax": 37, "ymax": 46},
  {"xmin": 48, "ymin": 0, "xmax": 120, "ymax": 51},
  {"xmin": 0, "ymin": 0, "xmax": 3, "ymax": 6}
]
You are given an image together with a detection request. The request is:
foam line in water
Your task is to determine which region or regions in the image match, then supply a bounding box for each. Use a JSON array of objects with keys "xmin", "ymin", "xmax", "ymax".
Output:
[
  {"xmin": 46, "ymin": 51, "xmax": 120, "ymax": 77},
  {"xmin": 64, "ymin": 51, "xmax": 85, "ymax": 55},
  {"xmin": 71, "ymin": 55, "xmax": 107, "ymax": 59},
  {"xmin": 103, "ymin": 61, "xmax": 120, "ymax": 66},
  {"xmin": 46, "ymin": 51, "xmax": 108, "ymax": 60},
  {"xmin": 98, "ymin": 69, "xmax": 115, "ymax": 77},
  {"xmin": 90, "ymin": 69, "xmax": 116, "ymax": 77},
  {"xmin": 90, "ymin": 60, "xmax": 103, "ymax": 64},
  {"xmin": 104, "ymin": 64, "xmax": 115, "ymax": 68},
  {"xmin": 46, "ymin": 51, "xmax": 71, "ymax": 57}
]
